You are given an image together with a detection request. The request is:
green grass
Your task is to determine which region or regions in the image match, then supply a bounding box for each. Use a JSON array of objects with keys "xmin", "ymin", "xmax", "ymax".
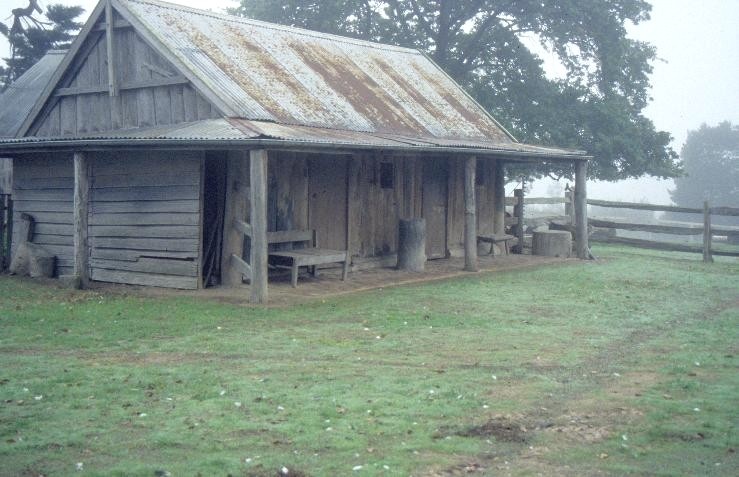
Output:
[{"xmin": 0, "ymin": 245, "xmax": 737, "ymax": 476}]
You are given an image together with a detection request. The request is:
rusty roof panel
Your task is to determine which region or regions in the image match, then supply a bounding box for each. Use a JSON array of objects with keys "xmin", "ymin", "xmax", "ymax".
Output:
[{"xmin": 120, "ymin": 0, "xmax": 514, "ymax": 141}]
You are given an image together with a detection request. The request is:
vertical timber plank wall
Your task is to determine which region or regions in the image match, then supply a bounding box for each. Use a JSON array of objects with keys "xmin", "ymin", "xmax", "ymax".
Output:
[
  {"xmin": 88, "ymin": 151, "xmax": 202, "ymax": 289},
  {"xmin": 31, "ymin": 26, "xmax": 220, "ymax": 136},
  {"xmin": 221, "ymin": 150, "xmax": 250, "ymax": 286},
  {"xmin": 11, "ymin": 154, "xmax": 75, "ymax": 276}
]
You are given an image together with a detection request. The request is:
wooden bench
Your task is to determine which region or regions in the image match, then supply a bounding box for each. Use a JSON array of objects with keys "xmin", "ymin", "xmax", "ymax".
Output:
[
  {"xmin": 477, "ymin": 234, "xmax": 516, "ymax": 256},
  {"xmin": 267, "ymin": 230, "xmax": 349, "ymax": 287}
]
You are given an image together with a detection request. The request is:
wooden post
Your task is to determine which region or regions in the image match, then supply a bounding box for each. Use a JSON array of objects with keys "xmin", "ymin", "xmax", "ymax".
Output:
[
  {"xmin": 703, "ymin": 200, "xmax": 713, "ymax": 263},
  {"xmin": 220, "ymin": 151, "xmax": 250, "ymax": 287},
  {"xmin": 574, "ymin": 160, "xmax": 589, "ymax": 259},
  {"xmin": 73, "ymin": 152, "xmax": 89, "ymax": 288},
  {"xmin": 105, "ymin": 0, "xmax": 118, "ymax": 96},
  {"xmin": 565, "ymin": 188, "xmax": 575, "ymax": 225},
  {"xmin": 5, "ymin": 196, "xmax": 12, "ymax": 266},
  {"xmin": 512, "ymin": 188, "xmax": 524, "ymax": 253},
  {"xmin": 0, "ymin": 195, "xmax": 6, "ymax": 269},
  {"xmin": 250, "ymin": 149, "xmax": 269, "ymax": 304},
  {"xmin": 493, "ymin": 160, "xmax": 506, "ymax": 235},
  {"xmin": 464, "ymin": 156, "xmax": 478, "ymax": 271}
]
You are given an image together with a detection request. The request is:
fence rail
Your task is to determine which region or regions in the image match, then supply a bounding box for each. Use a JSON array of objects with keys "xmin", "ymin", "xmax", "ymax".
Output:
[
  {"xmin": 505, "ymin": 189, "xmax": 738, "ymax": 261},
  {"xmin": 1, "ymin": 194, "xmax": 12, "ymax": 270}
]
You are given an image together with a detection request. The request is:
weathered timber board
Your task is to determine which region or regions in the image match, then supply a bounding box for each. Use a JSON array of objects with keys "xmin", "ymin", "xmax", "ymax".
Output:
[
  {"xmin": 90, "ymin": 200, "xmax": 199, "ymax": 214},
  {"xmin": 90, "ymin": 225, "xmax": 199, "ymax": 238},
  {"xmin": 89, "ymin": 212, "xmax": 199, "ymax": 226},
  {"xmin": 90, "ymin": 248, "xmax": 196, "ymax": 261},
  {"xmin": 90, "ymin": 268, "xmax": 198, "ymax": 289},
  {"xmin": 90, "ymin": 257, "xmax": 198, "ymax": 276}
]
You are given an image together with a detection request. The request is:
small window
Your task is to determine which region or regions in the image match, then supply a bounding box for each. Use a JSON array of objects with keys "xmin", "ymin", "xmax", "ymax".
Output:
[
  {"xmin": 476, "ymin": 160, "xmax": 485, "ymax": 186},
  {"xmin": 380, "ymin": 162, "xmax": 394, "ymax": 189}
]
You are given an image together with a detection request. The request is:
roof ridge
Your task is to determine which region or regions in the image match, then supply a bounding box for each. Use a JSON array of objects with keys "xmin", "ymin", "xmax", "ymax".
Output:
[{"xmin": 121, "ymin": 0, "xmax": 422, "ymax": 55}]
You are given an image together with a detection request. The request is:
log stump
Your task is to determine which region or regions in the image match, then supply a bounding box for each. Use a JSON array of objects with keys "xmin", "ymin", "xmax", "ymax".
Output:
[
  {"xmin": 532, "ymin": 230, "xmax": 572, "ymax": 258},
  {"xmin": 397, "ymin": 218, "xmax": 426, "ymax": 272},
  {"xmin": 10, "ymin": 242, "xmax": 56, "ymax": 278}
]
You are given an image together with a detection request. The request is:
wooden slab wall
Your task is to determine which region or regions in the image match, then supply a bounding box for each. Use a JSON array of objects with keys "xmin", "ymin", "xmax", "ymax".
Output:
[
  {"xmin": 266, "ymin": 153, "xmax": 494, "ymax": 263},
  {"xmin": 12, "ymin": 154, "xmax": 75, "ymax": 276},
  {"xmin": 32, "ymin": 25, "xmax": 219, "ymax": 136},
  {"xmin": 88, "ymin": 151, "xmax": 203, "ymax": 289}
]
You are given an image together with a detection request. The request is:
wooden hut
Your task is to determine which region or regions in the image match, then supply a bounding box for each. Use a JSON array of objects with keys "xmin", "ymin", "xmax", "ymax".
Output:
[{"xmin": 0, "ymin": 0, "xmax": 589, "ymax": 302}]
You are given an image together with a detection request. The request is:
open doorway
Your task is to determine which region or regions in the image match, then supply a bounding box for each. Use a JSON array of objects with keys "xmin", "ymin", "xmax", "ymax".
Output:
[{"xmin": 201, "ymin": 151, "xmax": 227, "ymax": 287}]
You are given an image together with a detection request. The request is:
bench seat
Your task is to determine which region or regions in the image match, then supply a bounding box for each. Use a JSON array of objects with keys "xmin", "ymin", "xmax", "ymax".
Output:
[
  {"xmin": 267, "ymin": 230, "xmax": 349, "ymax": 287},
  {"xmin": 477, "ymin": 233, "xmax": 515, "ymax": 256}
]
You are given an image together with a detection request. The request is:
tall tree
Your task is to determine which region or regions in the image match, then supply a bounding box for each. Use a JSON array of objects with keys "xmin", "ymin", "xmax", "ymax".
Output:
[
  {"xmin": 669, "ymin": 122, "xmax": 738, "ymax": 226},
  {"xmin": 0, "ymin": 1, "xmax": 84, "ymax": 91},
  {"xmin": 232, "ymin": 0, "xmax": 680, "ymax": 181}
]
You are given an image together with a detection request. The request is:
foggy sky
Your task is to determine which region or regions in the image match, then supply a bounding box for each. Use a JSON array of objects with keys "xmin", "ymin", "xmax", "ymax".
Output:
[{"xmin": 2, "ymin": 0, "xmax": 738, "ymax": 203}]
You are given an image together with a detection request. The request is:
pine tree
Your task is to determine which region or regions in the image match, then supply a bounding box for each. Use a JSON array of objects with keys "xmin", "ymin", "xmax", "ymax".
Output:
[{"xmin": 0, "ymin": 1, "xmax": 84, "ymax": 91}]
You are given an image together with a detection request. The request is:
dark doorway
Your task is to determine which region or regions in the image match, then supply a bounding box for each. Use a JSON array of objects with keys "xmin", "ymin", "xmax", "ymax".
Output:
[
  {"xmin": 422, "ymin": 157, "xmax": 448, "ymax": 259},
  {"xmin": 201, "ymin": 151, "xmax": 227, "ymax": 287}
]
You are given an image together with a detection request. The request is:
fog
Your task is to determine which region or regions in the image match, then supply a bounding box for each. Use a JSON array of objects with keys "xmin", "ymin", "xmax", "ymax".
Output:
[{"xmin": 2, "ymin": 0, "xmax": 738, "ymax": 204}]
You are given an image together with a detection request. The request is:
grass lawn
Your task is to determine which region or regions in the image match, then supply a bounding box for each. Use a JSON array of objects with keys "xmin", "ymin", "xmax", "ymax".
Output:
[{"xmin": 0, "ymin": 245, "xmax": 737, "ymax": 476}]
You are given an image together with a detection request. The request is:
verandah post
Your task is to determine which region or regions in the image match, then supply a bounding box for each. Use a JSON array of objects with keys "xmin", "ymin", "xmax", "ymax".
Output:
[
  {"xmin": 493, "ymin": 159, "xmax": 506, "ymax": 235},
  {"xmin": 512, "ymin": 188, "xmax": 524, "ymax": 253},
  {"xmin": 574, "ymin": 159, "xmax": 589, "ymax": 259},
  {"xmin": 250, "ymin": 149, "xmax": 269, "ymax": 303},
  {"xmin": 73, "ymin": 152, "xmax": 89, "ymax": 288},
  {"xmin": 464, "ymin": 156, "xmax": 478, "ymax": 271}
]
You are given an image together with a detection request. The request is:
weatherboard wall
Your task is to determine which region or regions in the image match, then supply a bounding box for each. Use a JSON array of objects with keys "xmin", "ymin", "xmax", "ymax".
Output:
[
  {"xmin": 12, "ymin": 154, "xmax": 75, "ymax": 277},
  {"xmin": 87, "ymin": 151, "xmax": 203, "ymax": 289}
]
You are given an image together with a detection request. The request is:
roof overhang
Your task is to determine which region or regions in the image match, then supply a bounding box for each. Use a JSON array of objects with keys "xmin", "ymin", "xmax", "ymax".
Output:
[{"xmin": 0, "ymin": 119, "xmax": 589, "ymax": 163}]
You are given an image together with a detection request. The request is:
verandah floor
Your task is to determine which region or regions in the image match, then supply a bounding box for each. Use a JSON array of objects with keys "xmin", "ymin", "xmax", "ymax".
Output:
[{"xmin": 99, "ymin": 253, "xmax": 575, "ymax": 306}]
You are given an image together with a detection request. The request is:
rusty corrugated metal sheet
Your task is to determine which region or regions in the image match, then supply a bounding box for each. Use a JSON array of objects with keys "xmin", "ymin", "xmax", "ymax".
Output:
[
  {"xmin": 0, "ymin": 50, "xmax": 66, "ymax": 138},
  {"xmin": 120, "ymin": 0, "xmax": 513, "ymax": 142}
]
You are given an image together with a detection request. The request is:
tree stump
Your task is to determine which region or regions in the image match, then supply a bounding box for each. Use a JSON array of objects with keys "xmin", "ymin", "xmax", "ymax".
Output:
[
  {"xmin": 397, "ymin": 218, "xmax": 426, "ymax": 272},
  {"xmin": 532, "ymin": 230, "xmax": 572, "ymax": 258},
  {"xmin": 10, "ymin": 242, "xmax": 55, "ymax": 278}
]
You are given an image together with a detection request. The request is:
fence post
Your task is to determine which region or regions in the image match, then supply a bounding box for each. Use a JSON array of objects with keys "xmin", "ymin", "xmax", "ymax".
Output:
[
  {"xmin": 703, "ymin": 200, "xmax": 713, "ymax": 263},
  {"xmin": 0, "ymin": 195, "xmax": 6, "ymax": 270},
  {"xmin": 6, "ymin": 197, "xmax": 12, "ymax": 269},
  {"xmin": 513, "ymin": 188, "xmax": 524, "ymax": 253}
]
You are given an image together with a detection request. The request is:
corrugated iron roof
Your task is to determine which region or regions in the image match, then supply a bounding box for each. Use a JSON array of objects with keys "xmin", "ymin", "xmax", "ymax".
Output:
[
  {"xmin": 118, "ymin": 0, "xmax": 514, "ymax": 142},
  {"xmin": 0, "ymin": 50, "xmax": 66, "ymax": 138},
  {"xmin": 0, "ymin": 119, "xmax": 587, "ymax": 159}
]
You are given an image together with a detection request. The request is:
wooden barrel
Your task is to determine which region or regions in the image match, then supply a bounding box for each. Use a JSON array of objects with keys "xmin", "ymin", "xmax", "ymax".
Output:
[{"xmin": 532, "ymin": 230, "xmax": 572, "ymax": 258}]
